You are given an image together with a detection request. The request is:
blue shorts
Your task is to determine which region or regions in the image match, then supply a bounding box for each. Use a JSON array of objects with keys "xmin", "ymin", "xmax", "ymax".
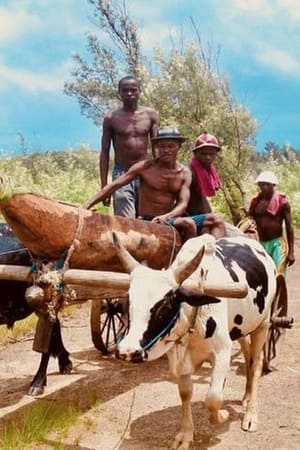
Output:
[
  {"xmin": 141, "ymin": 214, "xmax": 207, "ymax": 231},
  {"xmin": 112, "ymin": 165, "xmax": 139, "ymax": 218}
]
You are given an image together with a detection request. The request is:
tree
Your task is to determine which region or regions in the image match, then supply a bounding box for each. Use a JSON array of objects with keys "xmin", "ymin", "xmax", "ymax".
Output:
[
  {"xmin": 64, "ymin": 0, "xmax": 257, "ymax": 224},
  {"xmin": 64, "ymin": 0, "xmax": 141, "ymax": 124}
]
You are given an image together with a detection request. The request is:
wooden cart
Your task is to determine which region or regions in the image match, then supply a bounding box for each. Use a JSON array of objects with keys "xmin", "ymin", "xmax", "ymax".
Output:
[{"xmin": 0, "ymin": 183, "xmax": 293, "ymax": 370}]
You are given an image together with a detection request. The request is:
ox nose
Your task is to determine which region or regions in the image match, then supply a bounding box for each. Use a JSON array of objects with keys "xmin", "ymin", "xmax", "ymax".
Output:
[{"xmin": 115, "ymin": 348, "xmax": 144, "ymax": 363}]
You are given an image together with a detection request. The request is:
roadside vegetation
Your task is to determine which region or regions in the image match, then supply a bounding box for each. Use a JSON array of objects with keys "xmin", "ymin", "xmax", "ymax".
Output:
[
  {"xmin": 0, "ymin": 1, "xmax": 299, "ymax": 447},
  {"xmin": 0, "ymin": 399, "xmax": 81, "ymax": 450},
  {"xmin": 0, "ymin": 314, "xmax": 37, "ymax": 347},
  {"xmin": 1, "ymin": 144, "xmax": 299, "ymax": 226}
]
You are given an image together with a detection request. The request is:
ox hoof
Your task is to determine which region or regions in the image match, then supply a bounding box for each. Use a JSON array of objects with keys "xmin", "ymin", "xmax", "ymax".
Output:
[
  {"xmin": 171, "ymin": 431, "xmax": 193, "ymax": 449},
  {"xmin": 242, "ymin": 412, "xmax": 258, "ymax": 432},
  {"xmin": 209, "ymin": 409, "xmax": 229, "ymax": 424},
  {"xmin": 242, "ymin": 395, "xmax": 250, "ymax": 408},
  {"xmin": 59, "ymin": 360, "xmax": 73, "ymax": 374},
  {"xmin": 27, "ymin": 385, "xmax": 45, "ymax": 397}
]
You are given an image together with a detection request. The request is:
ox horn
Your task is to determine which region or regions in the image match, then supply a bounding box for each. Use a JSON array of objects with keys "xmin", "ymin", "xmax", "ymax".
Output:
[
  {"xmin": 112, "ymin": 231, "xmax": 140, "ymax": 273},
  {"xmin": 173, "ymin": 245, "xmax": 205, "ymax": 285}
]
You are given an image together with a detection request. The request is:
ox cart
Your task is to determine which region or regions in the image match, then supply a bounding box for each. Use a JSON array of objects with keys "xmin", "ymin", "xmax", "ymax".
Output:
[{"xmin": 0, "ymin": 177, "xmax": 293, "ymax": 371}]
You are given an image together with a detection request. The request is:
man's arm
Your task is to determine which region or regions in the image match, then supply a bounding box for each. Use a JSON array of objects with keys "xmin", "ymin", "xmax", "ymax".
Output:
[
  {"xmin": 100, "ymin": 115, "xmax": 113, "ymax": 189},
  {"xmin": 84, "ymin": 161, "xmax": 144, "ymax": 210},
  {"xmin": 283, "ymin": 202, "xmax": 295, "ymax": 266},
  {"xmin": 149, "ymin": 109, "xmax": 160, "ymax": 158},
  {"xmin": 152, "ymin": 168, "xmax": 192, "ymax": 222}
]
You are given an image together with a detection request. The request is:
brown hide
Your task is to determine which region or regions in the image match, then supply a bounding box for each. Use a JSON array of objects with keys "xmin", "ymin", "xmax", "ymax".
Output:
[{"xmin": 0, "ymin": 192, "xmax": 182, "ymax": 271}]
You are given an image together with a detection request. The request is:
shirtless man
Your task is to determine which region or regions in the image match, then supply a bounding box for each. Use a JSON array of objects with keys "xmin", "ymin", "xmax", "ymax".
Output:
[
  {"xmin": 100, "ymin": 75, "xmax": 159, "ymax": 218},
  {"xmin": 85, "ymin": 127, "xmax": 224, "ymax": 241},
  {"xmin": 187, "ymin": 132, "xmax": 225, "ymax": 235},
  {"xmin": 248, "ymin": 170, "xmax": 295, "ymax": 274}
]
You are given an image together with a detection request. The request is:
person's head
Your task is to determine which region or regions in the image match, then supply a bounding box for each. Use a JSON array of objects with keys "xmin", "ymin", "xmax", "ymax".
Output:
[
  {"xmin": 151, "ymin": 126, "xmax": 186, "ymax": 162},
  {"xmin": 255, "ymin": 171, "xmax": 278, "ymax": 196},
  {"xmin": 192, "ymin": 132, "xmax": 221, "ymax": 168},
  {"xmin": 118, "ymin": 76, "xmax": 140, "ymax": 105}
]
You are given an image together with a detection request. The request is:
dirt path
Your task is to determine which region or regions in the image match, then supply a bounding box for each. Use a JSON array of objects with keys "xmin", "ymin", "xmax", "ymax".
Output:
[{"xmin": 1, "ymin": 236, "xmax": 300, "ymax": 449}]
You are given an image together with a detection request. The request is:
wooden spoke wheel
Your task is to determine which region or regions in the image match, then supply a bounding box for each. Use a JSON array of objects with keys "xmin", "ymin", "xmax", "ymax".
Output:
[
  {"xmin": 263, "ymin": 275, "xmax": 293, "ymax": 372},
  {"xmin": 90, "ymin": 297, "xmax": 129, "ymax": 355}
]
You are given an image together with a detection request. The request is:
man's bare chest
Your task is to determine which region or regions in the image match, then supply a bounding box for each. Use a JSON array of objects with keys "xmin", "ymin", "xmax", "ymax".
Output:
[
  {"xmin": 144, "ymin": 169, "xmax": 183, "ymax": 193},
  {"xmin": 112, "ymin": 113, "xmax": 151, "ymax": 136}
]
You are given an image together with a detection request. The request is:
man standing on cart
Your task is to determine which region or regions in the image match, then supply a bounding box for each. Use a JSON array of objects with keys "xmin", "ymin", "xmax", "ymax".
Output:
[{"xmin": 99, "ymin": 75, "xmax": 159, "ymax": 218}]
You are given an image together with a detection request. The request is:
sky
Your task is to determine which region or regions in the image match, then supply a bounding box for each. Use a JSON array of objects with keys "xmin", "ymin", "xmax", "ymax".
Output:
[{"xmin": 0, "ymin": 0, "xmax": 300, "ymax": 155}]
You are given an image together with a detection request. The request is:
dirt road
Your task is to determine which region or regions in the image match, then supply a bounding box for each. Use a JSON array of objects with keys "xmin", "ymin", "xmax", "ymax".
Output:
[{"xmin": 0, "ymin": 236, "xmax": 300, "ymax": 449}]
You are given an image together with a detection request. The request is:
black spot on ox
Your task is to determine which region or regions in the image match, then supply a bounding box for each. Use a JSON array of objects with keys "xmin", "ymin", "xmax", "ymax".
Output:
[
  {"xmin": 234, "ymin": 314, "xmax": 243, "ymax": 325},
  {"xmin": 216, "ymin": 239, "xmax": 269, "ymax": 314},
  {"xmin": 205, "ymin": 317, "xmax": 217, "ymax": 338},
  {"xmin": 229, "ymin": 326, "xmax": 243, "ymax": 341}
]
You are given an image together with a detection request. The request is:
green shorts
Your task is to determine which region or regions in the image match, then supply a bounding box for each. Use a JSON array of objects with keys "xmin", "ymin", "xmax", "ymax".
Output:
[{"xmin": 260, "ymin": 237, "xmax": 288, "ymax": 275}]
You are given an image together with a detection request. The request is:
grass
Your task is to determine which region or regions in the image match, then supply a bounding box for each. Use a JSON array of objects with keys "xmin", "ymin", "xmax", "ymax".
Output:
[
  {"xmin": 0, "ymin": 304, "xmax": 80, "ymax": 347},
  {"xmin": 0, "ymin": 399, "xmax": 80, "ymax": 450},
  {"xmin": 0, "ymin": 314, "xmax": 37, "ymax": 346}
]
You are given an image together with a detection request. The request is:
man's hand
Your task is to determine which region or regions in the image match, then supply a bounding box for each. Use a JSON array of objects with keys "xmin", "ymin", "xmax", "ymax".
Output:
[
  {"xmin": 287, "ymin": 253, "xmax": 295, "ymax": 266},
  {"xmin": 151, "ymin": 214, "xmax": 170, "ymax": 224},
  {"xmin": 102, "ymin": 197, "xmax": 111, "ymax": 207}
]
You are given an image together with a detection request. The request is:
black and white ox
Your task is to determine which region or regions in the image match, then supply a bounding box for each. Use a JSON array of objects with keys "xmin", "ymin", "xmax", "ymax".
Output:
[
  {"xmin": 114, "ymin": 233, "xmax": 278, "ymax": 449},
  {"xmin": 0, "ymin": 223, "xmax": 72, "ymax": 396}
]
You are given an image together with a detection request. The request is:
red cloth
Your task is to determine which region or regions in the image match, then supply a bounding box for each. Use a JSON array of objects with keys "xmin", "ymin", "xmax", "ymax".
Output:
[
  {"xmin": 190, "ymin": 156, "xmax": 222, "ymax": 197},
  {"xmin": 249, "ymin": 192, "xmax": 287, "ymax": 216}
]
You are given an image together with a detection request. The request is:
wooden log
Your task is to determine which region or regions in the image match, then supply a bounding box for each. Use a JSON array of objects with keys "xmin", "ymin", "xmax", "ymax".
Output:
[
  {"xmin": 0, "ymin": 264, "xmax": 247, "ymax": 299},
  {"xmin": 0, "ymin": 264, "xmax": 31, "ymax": 281},
  {"xmin": 0, "ymin": 177, "xmax": 182, "ymax": 271}
]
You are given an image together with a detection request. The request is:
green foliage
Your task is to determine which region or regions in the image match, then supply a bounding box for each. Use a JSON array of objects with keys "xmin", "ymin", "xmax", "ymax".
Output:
[
  {"xmin": 0, "ymin": 315, "xmax": 37, "ymax": 346},
  {"xmin": 0, "ymin": 400, "xmax": 79, "ymax": 449},
  {"xmin": 0, "ymin": 148, "xmax": 101, "ymax": 206},
  {"xmin": 64, "ymin": 0, "xmax": 142, "ymax": 124}
]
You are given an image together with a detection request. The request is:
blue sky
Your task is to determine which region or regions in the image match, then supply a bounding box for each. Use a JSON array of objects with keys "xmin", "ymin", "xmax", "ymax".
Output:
[{"xmin": 1, "ymin": 0, "xmax": 300, "ymax": 155}]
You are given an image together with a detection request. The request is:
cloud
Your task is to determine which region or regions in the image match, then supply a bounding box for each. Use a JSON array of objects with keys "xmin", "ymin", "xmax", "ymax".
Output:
[
  {"xmin": 0, "ymin": 6, "xmax": 42, "ymax": 43},
  {"xmin": 0, "ymin": 1, "xmax": 90, "ymax": 47},
  {"xmin": 255, "ymin": 45, "xmax": 300, "ymax": 75},
  {"xmin": 228, "ymin": 0, "xmax": 274, "ymax": 17},
  {"xmin": 0, "ymin": 60, "xmax": 74, "ymax": 93},
  {"xmin": 277, "ymin": 0, "xmax": 300, "ymax": 22}
]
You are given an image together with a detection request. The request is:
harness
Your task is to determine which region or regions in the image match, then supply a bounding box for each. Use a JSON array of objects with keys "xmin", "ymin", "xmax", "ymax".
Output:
[{"xmin": 139, "ymin": 302, "xmax": 200, "ymax": 354}]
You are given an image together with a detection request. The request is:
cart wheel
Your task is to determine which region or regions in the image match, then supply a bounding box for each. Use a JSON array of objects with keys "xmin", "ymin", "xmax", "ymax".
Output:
[
  {"xmin": 90, "ymin": 297, "xmax": 129, "ymax": 355},
  {"xmin": 263, "ymin": 275, "xmax": 293, "ymax": 372}
]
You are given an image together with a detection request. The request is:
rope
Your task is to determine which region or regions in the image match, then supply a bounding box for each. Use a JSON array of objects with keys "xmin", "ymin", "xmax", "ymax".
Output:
[
  {"xmin": 0, "ymin": 247, "xmax": 28, "ymax": 256},
  {"xmin": 166, "ymin": 223, "xmax": 178, "ymax": 268},
  {"xmin": 61, "ymin": 206, "xmax": 85, "ymax": 273},
  {"xmin": 141, "ymin": 307, "xmax": 181, "ymax": 351}
]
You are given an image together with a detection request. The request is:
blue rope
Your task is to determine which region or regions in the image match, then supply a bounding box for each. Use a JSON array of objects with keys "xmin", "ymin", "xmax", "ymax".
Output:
[
  {"xmin": 141, "ymin": 306, "xmax": 181, "ymax": 351},
  {"xmin": 116, "ymin": 304, "xmax": 182, "ymax": 351}
]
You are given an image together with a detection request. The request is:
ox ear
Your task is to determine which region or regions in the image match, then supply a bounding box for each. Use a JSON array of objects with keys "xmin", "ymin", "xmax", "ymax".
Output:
[
  {"xmin": 173, "ymin": 245, "xmax": 205, "ymax": 285},
  {"xmin": 175, "ymin": 286, "xmax": 221, "ymax": 307},
  {"xmin": 112, "ymin": 232, "xmax": 140, "ymax": 273}
]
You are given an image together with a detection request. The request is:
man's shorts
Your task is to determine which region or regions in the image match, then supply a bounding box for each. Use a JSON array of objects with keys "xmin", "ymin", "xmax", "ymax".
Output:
[
  {"xmin": 112, "ymin": 165, "xmax": 139, "ymax": 218},
  {"xmin": 140, "ymin": 214, "xmax": 207, "ymax": 232},
  {"xmin": 260, "ymin": 236, "xmax": 288, "ymax": 275}
]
